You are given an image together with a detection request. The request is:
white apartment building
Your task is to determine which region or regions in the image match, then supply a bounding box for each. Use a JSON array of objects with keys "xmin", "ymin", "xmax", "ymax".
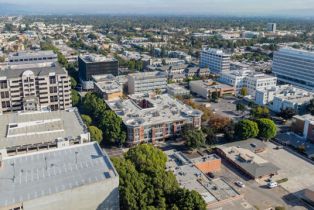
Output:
[
  {"xmin": 0, "ymin": 63, "xmax": 72, "ymax": 114},
  {"xmin": 199, "ymin": 47, "xmax": 231, "ymax": 74},
  {"xmin": 272, "ymin": 48, "xmax": 314, "ymax": 91},
  {"xmin": 128, "ymin": 71, "xmax": 167, "ymax": 94},
  {"xmin": 255, "ymin": 85, "xmax": 314, "ymax": 113},
  {"xmin": 219, "ymin": 70, "xmax": 277, "ymax": 97}
]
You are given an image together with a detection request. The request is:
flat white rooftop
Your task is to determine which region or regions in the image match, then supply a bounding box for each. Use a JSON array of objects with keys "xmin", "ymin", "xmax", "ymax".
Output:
[
  {"xmin": 106, "ymin": 94, "xmax": 202, "ymax": 127},
  {"xmin": 0, "ymin": 142, "xmax": 118, "ymax": 207},
  {"xmin": 0, "ymin": 109, "xmax": 88, "ymax": 149}
]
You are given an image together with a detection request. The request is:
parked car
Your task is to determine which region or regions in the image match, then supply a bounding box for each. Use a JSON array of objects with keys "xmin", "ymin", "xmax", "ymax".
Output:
[
  {"xmin": 267, "ymin": 181, "xmax": 278, "ymax": 188},
  {"xmin": 207, "ymin": 172, "xmax": 215, "ymax": 178},
  {"xmin": 235, "ymin": 181, "xmax": 245, "ymax": 188}
]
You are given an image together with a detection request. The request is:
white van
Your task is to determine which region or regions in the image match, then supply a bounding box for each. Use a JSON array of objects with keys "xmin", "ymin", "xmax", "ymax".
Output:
[{"xmin": 267, "ymin": 181, "xmax": 278, "ymax": 188}]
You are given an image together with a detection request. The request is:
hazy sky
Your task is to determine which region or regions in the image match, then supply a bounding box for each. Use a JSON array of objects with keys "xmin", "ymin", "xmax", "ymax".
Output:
[{"xmin": 1, "ymin": 0, "xmax": 314, "ymax": 16}]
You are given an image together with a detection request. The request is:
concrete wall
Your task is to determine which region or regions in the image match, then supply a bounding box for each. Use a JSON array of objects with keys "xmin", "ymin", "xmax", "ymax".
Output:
[{"xmin": 22, "ymin": 177, "xmax": 119, "ymax": 210}]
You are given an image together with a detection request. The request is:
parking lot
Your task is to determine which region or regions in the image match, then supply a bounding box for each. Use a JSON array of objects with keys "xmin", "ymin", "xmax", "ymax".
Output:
[{"xmin": 259, "ymin": 142, "xmax": 314, "ymax": 196}]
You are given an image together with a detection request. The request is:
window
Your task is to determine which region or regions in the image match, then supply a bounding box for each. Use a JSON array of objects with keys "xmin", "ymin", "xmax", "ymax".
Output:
[
  {"xmin": 1, "ymin": 101, "xmax": 10, "ymax": 108},
  {"xmin": 49, "ymin": 87, "xmax": 58, "ymax": 93},
  {"xmin": 49, "ymin": 76, "xmax": 57, "ymax": 84},
  {"xmin": 0, "ymin": 91, "xmax": 9, "ymax": 98},
  {"xmin": 0, "ymin": 81, "xmax": 7, "ymax": 89}
]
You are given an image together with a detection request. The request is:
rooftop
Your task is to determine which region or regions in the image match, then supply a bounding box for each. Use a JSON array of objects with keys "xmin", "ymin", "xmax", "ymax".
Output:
[
  {"xmin": 0, "ymin": 109, "xmax": 88, "ymax": 149},
  {"xmin": 128, "ymin": 71, "xmax": 167, "ymax": 80},
  {"xmin": 201, "ymin": 47, "xmax": 230, "ymax": 56},
  {"xmin": 217, "ymin": 140, "xmax": 279, "ymax": 178},
  {"xmin": 106, "ymin": 94, "xmax": 202, "ymax": 127},
  {"xmin": 271, "ymin": 85, "xmax": 314, "ymax": 103},
  {"xmin": 80, "ymin": 54, "xmax": 116, "ymax": 63},
  {"xmin": 95, "ymin": 80, "xmax": 122, "ymax": 94},
  {"xmin": 0, "ymin": 63, "xmax": 66, "ymax": 79},
  {"xmin": 0, "ymin": 142, "xmax": 118, "ymax": 207},
  {"xmin": 165, "ymin": 150, "xmax": 240, "ymax": 204},
  {"xmin": 8, "ymin": 50, "xmax": 57, "ymax": 60},
  {"xmin": 190, "ymin": 80, "xmax": 235, "ymax": 90}
]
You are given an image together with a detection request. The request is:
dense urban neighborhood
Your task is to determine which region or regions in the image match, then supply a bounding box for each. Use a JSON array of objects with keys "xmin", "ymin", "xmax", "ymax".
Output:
[{"xmin": 0, "ymin": 14, "xmax": 314, "ymax": 210}]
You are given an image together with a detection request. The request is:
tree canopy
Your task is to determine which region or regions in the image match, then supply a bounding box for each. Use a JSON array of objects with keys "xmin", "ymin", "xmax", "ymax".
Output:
[
  {"xmin": 278, "ymin": 108, "xmax": 296, "ymax": 120},
  {"xmin": 182, "ymin": 127, "xmax": 206, "ymax": 149},
  {"xmin": 250, "ymin": 106, "xmax": 270, "ymax": 119},
  {"xmin": 257, "ymin": 118, "xmax": 277, "ymax": 141},
  {"xmin": 88, "ymin": 126, "xmax": 103, "ymax": 144},
  {"xmin": 307, "ymin": 99, "xmax": 314, "ymax": 115},
  {"xmin": 81, "ymin": 92, "xmax": 126, "ymax": 146},
  {"xmin": 81, "ymin": 114, "xmax": 92, "ymax": 126},
  {"xmin": 112, "ymin": 144, "xmax": 206, "ymax": 210},
  {"xmin": 71, "ymin": 90, "xmax": 80, "ymax": 107},
  {"xmin": 235, "ymin": 119, "xmax": 259, "ymax": 140}
]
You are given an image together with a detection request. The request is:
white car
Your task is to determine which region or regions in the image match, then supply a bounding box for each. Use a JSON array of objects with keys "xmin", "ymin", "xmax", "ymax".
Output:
[
  {"xmin": 267, "ymin": 181, "xmax": 278, "ymax": 188},
  {"xmin": 235, "ymin": 181, "xmax": 245, "ymax": 188}
]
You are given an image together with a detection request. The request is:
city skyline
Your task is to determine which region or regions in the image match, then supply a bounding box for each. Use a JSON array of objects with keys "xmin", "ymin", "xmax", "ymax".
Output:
[{"xmin": 0, "ymin": 0, "xmax": 314, "ymax": 16}]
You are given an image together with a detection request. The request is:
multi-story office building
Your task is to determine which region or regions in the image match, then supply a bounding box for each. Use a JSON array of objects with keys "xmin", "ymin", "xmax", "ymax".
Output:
[
  {"xmin": 0, "ymin": 142, "xmax": 119, "ymax": 210},
  {"xmin": 219, "ymin": 70, "xmax": 277, "ymax": 97},
  {"xmin": 106, "ymin": 94, "xmax": 202, "ymax": 145},
  {"xmin": 272, "ymin": 48, "xmax": 314, "ymax": 90},
  {"xmin": 0, "ymin": 108, "xmax": 90, "ymax": 156},
  {"xmin": 78, "ymin": 55, "xmax": 118, "ymax": 90},
  {"xmin": 267, "ymin": 23, "xmax": 277, "ymax": 33},
  {"xmin": 0, "ymin": 63, "xmax": 72, "ymax": 114},
  {"xmin": 199, "ymin": 47, "xmax": 231, "ymax": 74},
  {"xmin": 128, "ymin": 71, "xmax": 167, "ymax": 94}
]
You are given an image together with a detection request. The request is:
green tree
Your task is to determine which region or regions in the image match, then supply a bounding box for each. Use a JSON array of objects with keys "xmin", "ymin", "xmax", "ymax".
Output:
[
  {"xmin": 235, "ymin": 119, "xmax": 259, "ymax": 140},
  {"xmin": 71, "ymin": 90, "xmax": 80, "ymax": 107},
  {"xmin": 88, "ymin": 126, "xmax": 103, "ymax": 144},
  {"xmin": 81, "ymin": 114, "xmax": 92, "ymax": 126},
  {"xmin": 236, "ymin": 103, "xmax": 246, "ymax": 113},
  {"xmin": 211, "ymin": 92, "xmax": 219, "ymax": 102},
  {"xmin": 182, "ymin": 128, "xmax": 206, "ymax": 149},
  {"xmin": 240, "ymin": 87, "xmax": 248, "ymax": 96},
  {"xmin": 112, "ymin": 145, "xmax": 206, "ymax": 210},
  {"xmin": 99, "ymin": 110, "xmax": 126, "ymax": 145},
  {"xmin": 70, "ymin": 77, "xmax": 77, "ymax": 89},
  {"xmin": 169, "ymin": 188, "xmax": 207, "ymax": 210},
  {"xmin": 257, "ymin": 118, "xmax": 277, "ymax": 141},
  {"xmin": 82, "ymin": 93, "xmax": 106, "ymax": 121},
  {"xmin": 125, "ymin": 144, "xmax": 167, "ymax": 173},
  {"xmin": 202, "ymin": 127, "xmax": 217, "ymax": 145},
  {"xmin": 307, "ymin": 98, "xmax": 314, "ymax": 115},
  {"xmin": 278, "ymin": 108, "xmax": 296, "ymax": 120},
  {"xmin": 251, "ymin": 106, "xmax": 270, "ymax": 119}
]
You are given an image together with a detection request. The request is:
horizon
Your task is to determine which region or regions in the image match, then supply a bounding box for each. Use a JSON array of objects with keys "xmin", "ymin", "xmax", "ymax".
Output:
[{"xmin": 0, "ymin": 0, "xmax": 314, "ymax": 17}]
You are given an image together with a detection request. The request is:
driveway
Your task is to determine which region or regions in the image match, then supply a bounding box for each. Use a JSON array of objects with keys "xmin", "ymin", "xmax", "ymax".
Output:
[{"xmin": 259, "ymin": 142, "xmax": 314, "ymax": 195}]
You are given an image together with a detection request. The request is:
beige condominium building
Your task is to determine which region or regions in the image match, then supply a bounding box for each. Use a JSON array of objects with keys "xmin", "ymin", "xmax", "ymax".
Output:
[{"xmin": 0, "ymin": 62, "xmax": 72, "ymax": 114}]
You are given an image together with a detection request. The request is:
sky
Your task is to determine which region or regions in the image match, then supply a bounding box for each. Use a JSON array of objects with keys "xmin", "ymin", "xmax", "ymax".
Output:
[{"xmin": 1, "ymin": 0, "xmax": 314, "ymax": 16}]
